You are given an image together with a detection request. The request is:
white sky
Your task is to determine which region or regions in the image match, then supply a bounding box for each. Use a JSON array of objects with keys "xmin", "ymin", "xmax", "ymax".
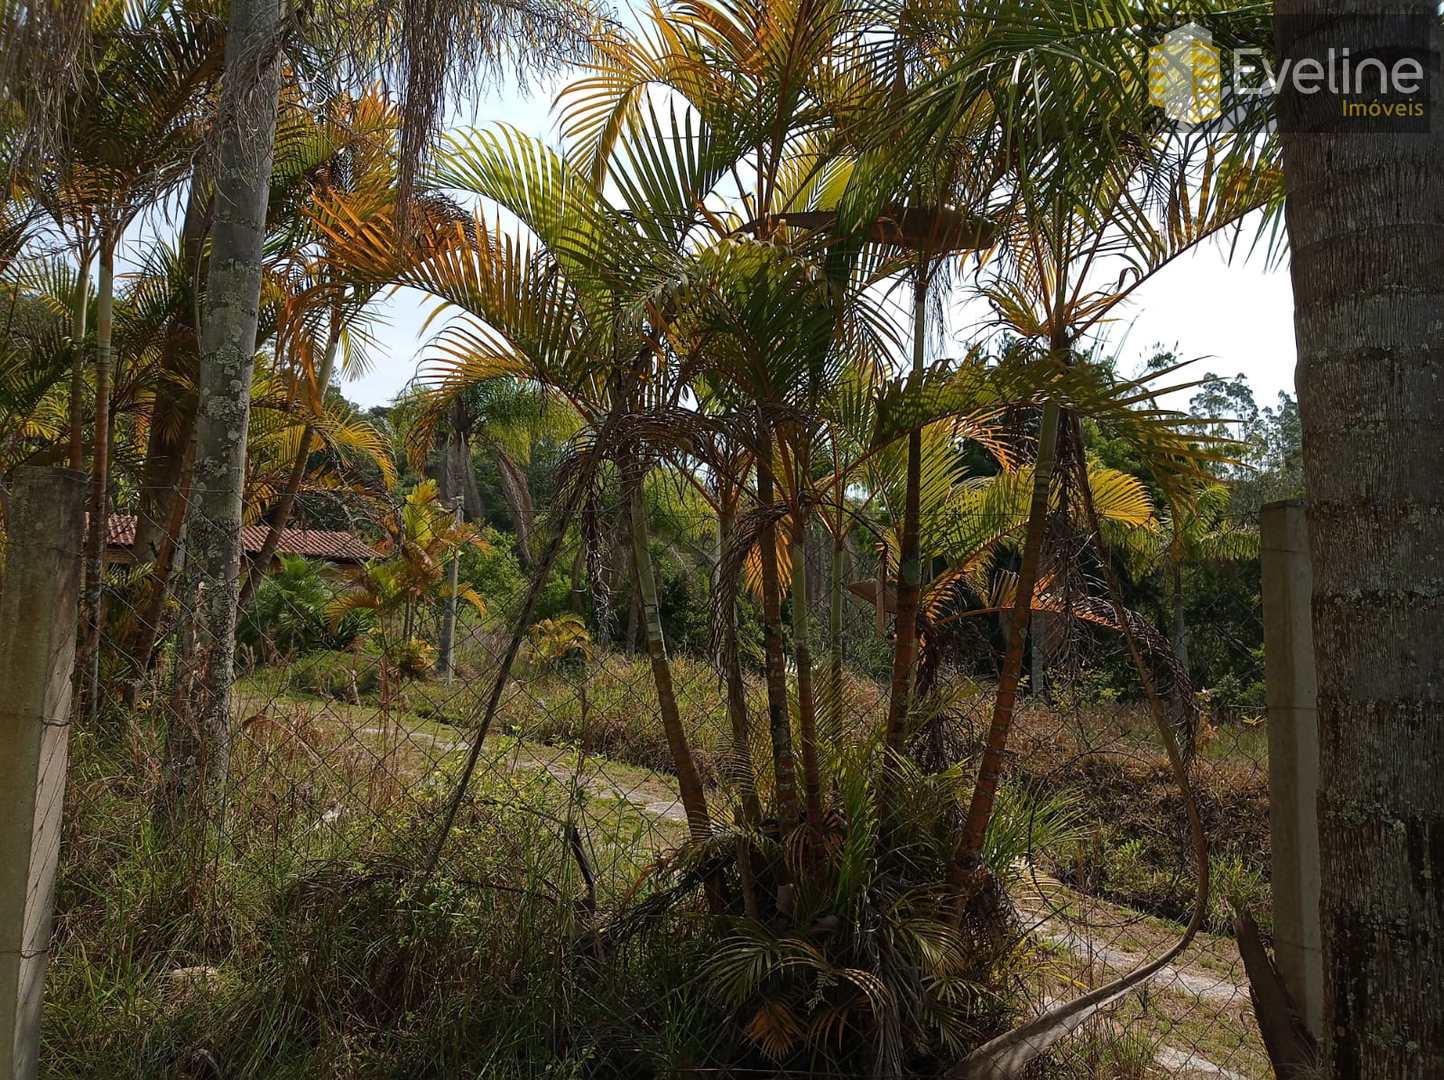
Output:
[{"xmin": 338, "ymin": 82, "xmax": 1300, "ymax": 415}]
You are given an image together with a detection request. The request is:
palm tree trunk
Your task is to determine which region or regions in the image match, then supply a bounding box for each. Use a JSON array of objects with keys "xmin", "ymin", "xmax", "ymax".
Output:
[
  {"xmin": 237, "ymin": 318, "xmax": 342, "ymax": 609},
  {"xmin": 827, "ymin": 530, "xmax": 844, "ymax": 749},
  {"xmin": 1276, "ymin": 7, "xmax": 1444, "ymax": 1072},
  {"xmin": 956, "ymin": 399, "xmax": 1060, "ymax": 864},
  {"xmin": 491, "ymin": 443, "xmax": 534, "ymax": 567},
  {"xmin": 756, "ymin": 426, "xmax": 801, "ymax": 826},
  {"xmin": 131, "ymin": 169, "xmax": 210, "ymax": 567},
  {"xmin": 67, "ymin": 247, "xmax": 90, "ymax": 470},
  {"xmin": 628, "ymin": 480, "xmax": 710, "ymax": 839},
  {"xmin": 161, "ymin": 0, "xmax": 283, "ymax": 823},
  {"xmin": 719, "ymin": 493, "xmax": 761, "ymax": 824},
  {"xmin": 123, "ymin": 434, "xmax": 195, "ymax": 707},
  {"xmin": 1169, "ymin": 561, "xmax": 1189, "ymax": 675},
  {"xmin": 79, "ymin": 241, "xmax": 115, "ymax": 725},
  {"xmin": 461, "ymin": 442, "xmax": 485, "ymax": 522},
  {"xmin": 883, "ymin": 269, "xmax": 927, "ymax": 751},
  {"xmin": 790, "ymin": 491, "xmax": 822, "ymax": 826}
]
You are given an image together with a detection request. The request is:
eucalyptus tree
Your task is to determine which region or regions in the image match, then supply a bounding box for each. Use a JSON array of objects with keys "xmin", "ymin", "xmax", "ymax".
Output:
[{"xmin": 165, "ymin": 0, "xmax": 600, "ymax": 820}]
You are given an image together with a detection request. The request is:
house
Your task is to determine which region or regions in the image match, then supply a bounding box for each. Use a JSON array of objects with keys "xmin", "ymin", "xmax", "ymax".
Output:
[{"xmin": 104, "ymin": 515, "xmax": 375, "ymax": 570}]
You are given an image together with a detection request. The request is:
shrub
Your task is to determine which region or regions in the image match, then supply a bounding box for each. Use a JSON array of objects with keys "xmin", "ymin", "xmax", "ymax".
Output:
[
  {"xmin": 290, "ymin": 650, "xmax": 380, "ymax": 702},
  {"xmin": 238, "ymin": 556, "xmax": 369, "ymax": 659},
  {"xmin": 387, "ymin": 636, "xmax": 436, "ymax": 677}
]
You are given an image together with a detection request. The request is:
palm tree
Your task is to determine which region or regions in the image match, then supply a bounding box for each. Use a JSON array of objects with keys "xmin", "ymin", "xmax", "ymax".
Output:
[
  {"xmin": 35, "ymin": 0, "xmax": 221, "ymax": 722},
  {"xmin": 327, "ymin": 478, "xmax": 487, "ymax": 647},
  {"xmin": 947, "ymin": 134, "xmax": 1278, "ymax": 870},
  {"xmin": 318, "ymin": 123, "xmax": 722, "ymax": 838},
  {"xmin": 1274, "ymin": 3, "xmax": 1444, "ymax": 1070}
]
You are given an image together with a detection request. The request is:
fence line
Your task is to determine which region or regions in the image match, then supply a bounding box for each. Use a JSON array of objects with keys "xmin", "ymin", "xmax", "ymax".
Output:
[{"xmin": 1, "ymin": 471, "xmax": 1277, "ymax": 1078}]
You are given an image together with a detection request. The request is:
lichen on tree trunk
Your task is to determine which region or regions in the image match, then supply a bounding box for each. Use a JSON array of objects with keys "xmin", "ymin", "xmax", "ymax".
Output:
[{"xmin": 162, "ymin": 0, "xmax": 283, "ymax": 821}]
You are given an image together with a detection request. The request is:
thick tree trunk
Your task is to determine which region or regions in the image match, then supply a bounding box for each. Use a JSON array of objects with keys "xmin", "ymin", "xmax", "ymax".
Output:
[
  {"xmin": 883, "ymin": 271, "xmax": 927, "ymax": 751},
  {"xmin": 122, "ymin": 435, "xmax": 195, "ymax": 707},
  {"xmin": 434, "ymin": 429, "xmax": 456, "ymax": 504},
  {"xmin": 132, "ymin": 393, "xmax": 194, "ymax": 565},
  {"xmin": 461, "ymin": 442, "xmax": 485, "ymax": 523},
  {"xmin": 132, "ymin": 172, "xmax": 210, "ymax": 567},
  {"xmin": 628, "ymin": 481, "xmax": 710, "ymax": 839},
  {"xmin": 237, "ymin": 318, "xmax": 342, "ymax": 609},
  {"xmin": 1275, "ymin": 5, "xmax": 1444, "ymax": 1073},
  {"xmin": 756, "ymin": 427, "xmax": 800, "ymax": 826},
  {"xmin": 957, "ymin": 400, "xmax": 1060, "ymax": 863},
  {"xmin": 161, "ymin": 0, "xmax": 283, "ymax": 821},
  {"xmin": 78, "ymin": 243, "xmax": 115, "ymax": 725}
]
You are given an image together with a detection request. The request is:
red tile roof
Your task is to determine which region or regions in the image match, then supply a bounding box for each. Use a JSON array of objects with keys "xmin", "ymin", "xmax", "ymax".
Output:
[{"xmin": 105, "ymin": 515, "xmax": 375, "ymax": 564}]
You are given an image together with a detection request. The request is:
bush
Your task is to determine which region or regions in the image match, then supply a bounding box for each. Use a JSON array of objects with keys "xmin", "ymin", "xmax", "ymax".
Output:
[
  {"xmin": 238, "ymin": 556, "xmax": 369, "ymax": 659},
  {"xmin": 290, "ymin": 650, "xmax": 380, "ymax": 702},
  {"xmin": 387, "ymin": 636, "xmax": 436, "ymax": 677}
]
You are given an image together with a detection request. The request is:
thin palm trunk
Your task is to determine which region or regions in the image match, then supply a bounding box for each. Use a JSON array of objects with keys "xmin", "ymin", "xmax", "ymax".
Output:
[
  {"xmin": 826, "ymin": 530, "xmax": 844, "ymax": 749},
  {"xmin": 160, "ymin": 0, "xmax": 283, "ymax": 822},
  {"xmin": 238, "ymin": 318, "xmax": 342, "ymax": 609},
  {"xmin": 67, "ymin": 247, "xmax": 90, "ymax": 470},
  {"xmin": 1275, "ymin": 6, "xmax": 1444, "ymax": 1070},
  {"xmin": 79, "ymin": 242, "xmax": 114, "ymax": 725},
  {"xmin": 719, "ymin": 493, "xmax": 761, "ymax": 824},
  {"xmin": 790, "ymin": 484, "xmax": 822, "ymax": 825},
  {"xmin": 756, "ymin": 425, "xmax": 801, "ymax": 826},
  {"xmin": 628, "ymin": 480, "xmax": 710, "ymax": 838},
  {"xmin": 956, "ymin": 399, "xmax": 1061, "ymax": 864},
  {"xmin": 882, "ymin": 269, "xmax": 928, "ymax": 751}
]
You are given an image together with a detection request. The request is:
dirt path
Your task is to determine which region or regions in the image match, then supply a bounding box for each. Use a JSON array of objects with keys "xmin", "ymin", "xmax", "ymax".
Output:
[
  {"xmin": 1012, "ymin": 869, "xmax": 1266, "ymax": 1078},
  {"xmin": 336, "ymin": 707, "xmax": 1265, "ymax": 1077}
]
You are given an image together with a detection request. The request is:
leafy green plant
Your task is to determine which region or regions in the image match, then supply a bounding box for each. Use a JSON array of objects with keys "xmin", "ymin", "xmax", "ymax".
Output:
[
  {"xmin": 526, "ymin": 613, "xmax": 592, "ymax": 670},
  {"xmin": 238, "ymin": 555, "xmax": 369, "ymax": 660}
]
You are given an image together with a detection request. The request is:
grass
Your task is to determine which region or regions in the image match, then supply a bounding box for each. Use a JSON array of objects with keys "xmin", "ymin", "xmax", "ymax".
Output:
[
  {"xmin": 244, "ymin": 645, "xmax": 1274, "ymax": 931},
  {"xmin": 45, "ymin": 646, "xmax": 1273, "ymax": 1078},
  {"xmin": 44, "ymin": 696, "xmax": 700, "ymax": 1079}
]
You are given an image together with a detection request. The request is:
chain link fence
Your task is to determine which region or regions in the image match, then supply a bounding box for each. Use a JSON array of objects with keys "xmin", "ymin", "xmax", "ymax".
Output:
[{"xmin": 27, "ymin": 479, "xmax": 1273, "ymax": 1079}]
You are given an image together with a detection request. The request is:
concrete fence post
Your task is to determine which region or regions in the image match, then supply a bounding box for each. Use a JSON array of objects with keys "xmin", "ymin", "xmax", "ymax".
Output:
[
  {"xmin": 0, "ymin": 467, "xmax": 85, "ymax": 1080},
  {"xmin": 1259, "ymin": 498, "xmax": 1323, "ymax": 1042}
]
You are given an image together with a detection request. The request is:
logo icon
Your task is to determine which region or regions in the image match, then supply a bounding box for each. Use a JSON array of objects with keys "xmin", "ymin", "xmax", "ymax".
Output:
[{"xmin": 1149, "ymin": 22, "xmax": 1222, "ymax": 124}]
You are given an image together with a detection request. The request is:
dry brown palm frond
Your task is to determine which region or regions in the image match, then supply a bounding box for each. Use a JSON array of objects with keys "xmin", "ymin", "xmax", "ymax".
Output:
[{"xmin": 329, "ymin": 0, "xmax": 608, "ymax": 213}]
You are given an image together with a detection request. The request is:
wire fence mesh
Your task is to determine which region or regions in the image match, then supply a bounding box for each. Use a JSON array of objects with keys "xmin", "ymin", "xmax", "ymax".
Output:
[{"xmin": 32, "ymin": 478, "xmax": 1274, "ymax": 1079}]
